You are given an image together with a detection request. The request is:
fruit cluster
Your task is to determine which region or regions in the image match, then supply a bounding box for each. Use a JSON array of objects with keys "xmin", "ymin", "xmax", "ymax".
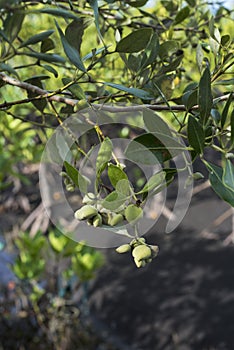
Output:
[{"xmin": 116, "ymin": 238, "xmax": 159, "ymax": 268}]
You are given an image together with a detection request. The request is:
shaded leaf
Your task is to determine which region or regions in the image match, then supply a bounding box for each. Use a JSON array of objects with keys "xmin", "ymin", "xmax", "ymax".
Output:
[
  {"xmin": 41, "ymin": 38, "xmax": 55, "ymax": 53},
  {"xmin": 24, "ymin": 77, "xmax": 47, "ymax": 112},
  {"xmin": 3, "ymin": 11, "xmax": 24, "ymax": 42},
  {"xmin": 126, "ymin": 0, "xmax": 148, "ymax": 7},
  {"xmin": 102, "ymin": 191, "xmax": 127, "ymax": 210},
  {"xmin": 174, "ymin": 6, "xmax": 190, "ymax": 25},
  {"xmin": 39, "ymin": 8, "xmax": 79, "ymax": 20},
  {"xmin": 140, "ymin": 32, "xmax": 159, "ymax": 69},
  {"xmin": 88, "ymin": 0, "xmax": 103, "ymax": 41},
  {"xmin": 25, "ymin": 52, "xmax": 65, "ymax": 63},
  {"xmin": 116, "ymin": 28, "xmax": 153, "ymax": 53},
  {"xmin": 64, "ymin": 161, "xmax": 90, "ymax": 192},
  {"xmin": 108, "ymin": 164, "xmax": 128, "ymax": 188},
  {"xmin": 223, "ymin": 160, "xmax": 234, "ymax": 192},
  {"xmin": 65, "ymin": 19, "xmax": 86, "ymax": 53},
  {"xmin": 56, "ymin": 131, "xmax": 72, "ymax": 162},
  {"xmin": 125, "ymin": 204, "xmax": 143, "ymax": 224},
  {"xmin": 196, "ymin": 43, "xmax": 204, "ymax": 73},
  {"xmin": 0, "ymin": 63, "xmax": 19, "ymax": 78},
  {"xmin": 55, "ymin": 21, "xmax": 86, "ymax": 72},
  {"xmin": 159, "ymin": 40, "xmax": 179, "ymax": 60},
  {"xmin": 19, "ymin": 30, "xmax": 54, "ymax": 48},
  {"xmin": 204, "ymin": 161, "xmax": 234, "ymax": 207},
  {"xmin": 143, "ymin": 108, "xmax": 172, "ymax": 137},
  {"xmin": 105, "ymin": 82, "xmax": 153, "ymax": 100},
  {"xmin": 231, "ymin": 110, "xmax": 234, "ymax": 146},
  {"xmin": 187, "ymin": 115, "xmax": 205, "ymax": 154},
  {"xmin": 136, "ymin": 171, "xmax": 166, "ymax": 194},
  {"xmin": 42, "ymin": 64, "xmax": 58, "ymax": 78},
  {"xmin": 198, "ymin": 67, "xmax": 213, "ymax": 125},
  {"xmin": 62, "ymin": 78, "xmax": 86, "ymax": 99},
  {"xmin": 221, "ymin": 92, "xmax": 233, "ymax": 128}
]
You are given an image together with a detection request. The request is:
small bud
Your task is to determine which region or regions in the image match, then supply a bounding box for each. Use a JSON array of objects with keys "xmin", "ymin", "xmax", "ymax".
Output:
[
  {"xmin": 150, "ymin": 245, "xmax": 159, "ymax": 258},
  {"xmin": 134, "ymin": 258, "xmax": 146, "ymax": 268},
  {"xmin": 193, "ymin": 172, "xmax": 204, "ymax": 180},
  {"xmin": 82, "ymin": 192, "xmax": 96, "ymax": 205},
  {"xmin": 108, "ymin": 213, "xmax": 124, "ymax": 226},
  {"xmin": 116, "ymin": 244, "xmax": 131, "ymax": 254},
  {"xmin": 66, "ymin": 184, "xmax": 75, "ymax": 192}
]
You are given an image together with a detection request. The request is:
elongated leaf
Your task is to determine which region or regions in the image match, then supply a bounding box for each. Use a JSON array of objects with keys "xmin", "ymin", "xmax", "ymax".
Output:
[
  {"xmin": 108, "ymin": 164, "xmax": 128, "ymax": 188},
  {"xmin": 56, "ymin": 132, "xmax": 72, "ymax": 162},
  {"xmin": 65, "ymin": 19, "xmax": 86, "ymax": 53},
  {"xmin": 116, "ymin": 179, "xmax": 131, "ymax": 196},
  {"xmin": 24, "ymin": 77, "xmax": 47, "ymax": 112},
  {"xmin": 198, "ymin": 67, "xmax": 213, "ymax": 124},
  {"xmin": 42, "ymin": 64, "xmax": 58, "ymax": 78},
  {"xmin": 88, "ymin": 0, "xmax": 103, "ymax": 41},
  {"xmin": 223, "ymin": 160, "xmax": 234, "ymax": 192},
  {"xmin": 187, "ymin": 115, "xmax": 205, "ymax": 154},
  {"xmin": 83, "ymin": 46, "xmax": 110, "ymax": 61},
  {"xmin": 204, "ymin": 161, "xmax": 234, "ymax": 207},
  {"xmin": 55, "ymin": 21, "xmax": 86, "ymax": 72},
  {"xmin": 127, "ymin": 0, "xmax": 148, "ymax": 7},
  {"xmin": 221, "ymin": 92, "xmax": 233, "ymax": 128},
  {"xmin": 140, "ymin": 32, "xmax": 159, "ymax": 69},
  {"xmin": 3, "ymin": 11, "xmax": 24, "ymax": 42},
  {"xmin": 116, "ymin": 28, "xmax": 153, "ymax": 53},
  {"xmin": 19, "ymin": 30, "xmax": 54, "ymax": 48},
  {"xmin": 136, "ymin": 171, "xmax": 166, "ymax": 194},
  {"xmin": 143, "ymin": 109, "xmax": 172, "ymax": 137},
  {"xmin": 102, "ymin": 191, "xmax": 127, "ymax": 210},
  {"xmin": 174, "ymin": 6, "xmax": 190, "ymax": 25},
  {"xmin": 0, "ymin": 63, "xmax": 19, "ymax": 77},
  {"xmin": 125, "ymin": 134, "xmax": 176, "ymax": 165},
  {"xmin": 96, "ymin": 138, "xmax": 113, "ymax": 174},
  {"xmin": 25, "ymin": 52, "xmax": 65, "ymax": 63},
  {"xmin": 62, "ymin": 78, "xmax": 86, "ymax": 99},
  {"xmin": 196, "ymin": 43, "xmax": 203, "ymax": 73},
  {"xmin": 231, "ymin": 110, "xmax": 234, "ymax": 146},
  {"xmin": 39, "ymin": 8, "xmax": 79, "ymax": 20},
  {"xmin": 41, "ymin": 38, "xmax": 55, "ymax": 53},
  {"xmin": 105, "ymin": 82, "xmax": 153, "ymax": 100},
  {"xmin": 64, "ymin": 161, "xmax": 89, "ymax": 192}
]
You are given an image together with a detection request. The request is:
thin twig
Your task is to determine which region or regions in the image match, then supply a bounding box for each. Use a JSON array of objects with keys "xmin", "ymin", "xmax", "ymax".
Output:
[{"xmin": 0, "ymin": 72, "xmax": 233, "ymax": 113}]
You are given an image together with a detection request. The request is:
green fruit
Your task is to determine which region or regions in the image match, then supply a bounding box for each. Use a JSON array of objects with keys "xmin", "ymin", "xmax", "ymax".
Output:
[
  {"xmin": 74, "ymin": 205, "xmax": 98, "ymax": 220},
  {"xmin": 66, "ymin": 184, "xmax": 75, "ymax": 192},
  {"xmin": 116, "ymin": 244, "xmax": 131, "ymax": 254},
  {"xmin": 134, "ymin": 258, "xmax": 146, "ymax": 268},
  {"xmin": 108, "ymin": 213, "xmax": 124, "ymax": 226},
  {"xmin": 150, "ymin": 245, "xmax": 159, "ymax": 258},
  {"xmin": 82, "ymin": 192, "xmax": 96, "ymax": 205},
  {"xmin": 132, "ymin": 245, "xmax": 152, "ymax": 261},
  {"xmin": 92, "ymin": 214, "xmax": 102, "ymax": 227}
]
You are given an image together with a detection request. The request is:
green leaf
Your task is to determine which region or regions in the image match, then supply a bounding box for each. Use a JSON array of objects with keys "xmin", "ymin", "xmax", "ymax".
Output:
[
  {"xmin": 39, "ymin": 8, "xmax": 79, "ymax": 20},
  {"xmin": 126, "ymin": 0, "xmax": 148, "ymax": 7},
  {"xmin": 3, "ymin": 11, "xmax": 24, "ymax": 42},
  {"xmin": 159, "ymin": 40, "xmax": 179, "ymax": 60},
  {"xmin": 42, "ymin": 64, "xmax": 58, "ymax": 78},
  {"xmin": 19, "ymin": 30, "xmax": 54, "ymax": 48},
  {"xmin": 56, "ymin": 132, "xmax": 72, "ymax": 162},
  {"xmin": 62, "ymin": 78, "xmax": 86, "ymax": 99},
  {"xmin": 116, "ymin": 28, "xmax": 153, "ymax": 53},
  {"xmin": 55, "ymin": 21, "xmax": 86, "ymax": 72},
  {"xmin": 136, "ymin": 171, "xmax": 166, "ymax": 194},
  {"xmin": 96, "ymin": 138, "xmax": 113, "ymax": 174},
  {"xmin": 83, "ymin": 46, "xmax": 110, "ymax": 61},
  {"xmin": 41, "ymin": 38, "xmax": 55, "ymax": 53},
  {"xmin": 140, "ymin": 32, "xmax": 159, "ymax": 69},
  {"xmin": 231, "ymin": 110, "xmax": 234, "ymax": 146},
  {"xmin": 221, "ymin": 92, "xmax": 233, "ymax": 128},
  {"xmin": 125, "ymin": 133, "xmax": 175, "ymax": 165},
  {"xmin": 143, "ymin": 109, "xmax": 173, "ymax": 137},
  {"xmin": 198, "ymin": 67, "xmax": 213, "ymax": 125},
  {"xmin": 0, "ymin": 63, "xmax": 19, "ymax": 78},
  {"xmin": 108, "ymin": 164, "xmax": 128, "ymax": 188},
  {"xmin": 104, "ymin": 82, "xmax": 153, "ymax": 100},
  {"xmin": 24, "ymin": 52, "xmax": 66, "ymax": 63},
  {"xmin": 65, "ymin": 19, "xmax": 86, "ymax": 53},
  {"xmin": 24, "ymin": 77, "xmax": 47, "ymax": 112},
  {"xmin": 223, "ymin": 160, "xmax": 234, "ymax": 192},
  {"xmin": 102, "ymin": 191, "xmax": 127, "ymax": 210},
  {"xmin": 125, "ymin": 204, "xmax": 143, "ymax": 224},
  {"xmin": 204, "ymin": 161, "xmax": 234, "ymax": 207},
  {"xmin": 64, "ymin": 161, "xmax": 90, "ymax": 192},
  {"xmin": 174, "ymin": 6, "xmax": 190, "ymax": 25},
  {"xmin": 116, "ymin": 179, "xmax": 131, "ymax": 196},
  {"xmin": 88, "ymin": 0, "xmax": 104, "ymax": 42},
  {"xmin": 196, "ymin": 43, "xmax": 204, "ymax": 73},
  {"xmin": 187, "ymin": 115, "xmax": 205, "ymax": 154}
]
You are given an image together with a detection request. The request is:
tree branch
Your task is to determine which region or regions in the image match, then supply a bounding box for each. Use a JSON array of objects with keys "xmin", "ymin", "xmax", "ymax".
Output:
[{"xmin": 0, "ymin": 72, "xmax": 233, "ymax": 113}]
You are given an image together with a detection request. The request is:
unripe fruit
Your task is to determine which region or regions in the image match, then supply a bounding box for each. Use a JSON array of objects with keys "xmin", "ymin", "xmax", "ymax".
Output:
[
  {"xmin": 74, "ymin": 205, "xmax": 98, "ymax": 220},
  {"xmin": 66, "ymin": 184, "xmax": 75, "ymax": 192},
  {"xmin": 150, "ymin": 245, "xmax": 159, "ymax": 258},
  {"xmin": 82, "ymin": 192, "xmax": 96, "ymax": 205},
  {"xmin": 134, "ymin": 258, "xmax": 146, "ymax": 268},
  {"xmin": 116, "ymin": 244, "xmax": 131, "ymax": 254},
  {"xmin": 92, "ymin": 214, "xmax": 102, "ymax": 227},
  {"xmin": 132, "ymin": 245, "xmax": 152, "ymax": 261},
  {"xmin": 108, "ymin": 213, "xmax": 124, "ymax": 226}
]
